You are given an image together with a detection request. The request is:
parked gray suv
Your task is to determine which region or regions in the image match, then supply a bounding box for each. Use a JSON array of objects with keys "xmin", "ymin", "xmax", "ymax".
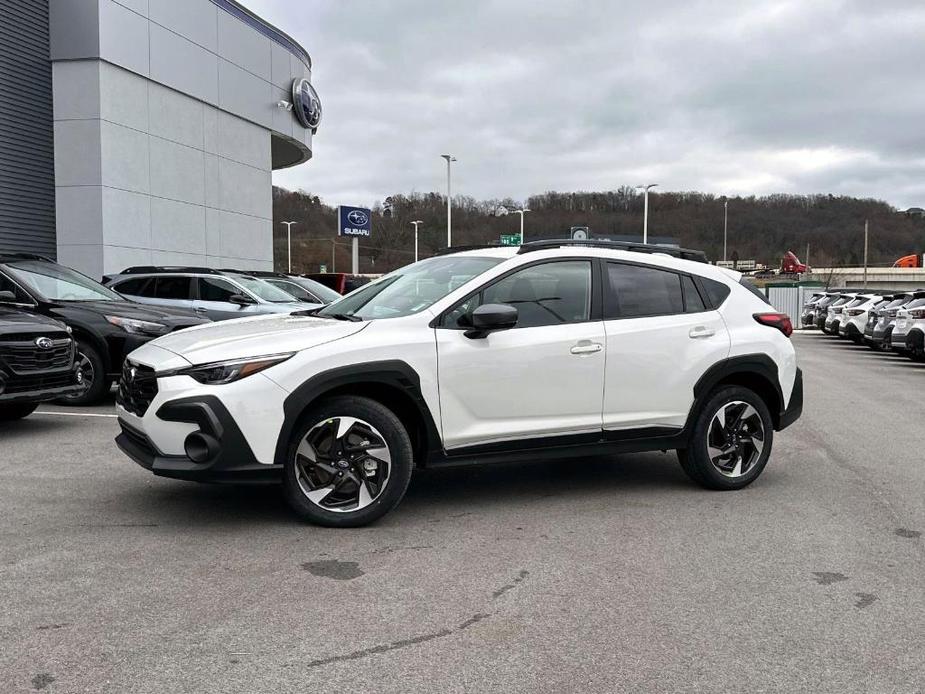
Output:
[{"xmin": 104, "ymin": 267, "xmax": 316, "ymax": 321}]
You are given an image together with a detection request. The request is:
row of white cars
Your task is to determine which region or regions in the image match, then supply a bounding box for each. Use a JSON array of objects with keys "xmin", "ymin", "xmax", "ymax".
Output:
[{"xmin": 801, "ymin": 289, "xmax": 925, "ymax": 360}]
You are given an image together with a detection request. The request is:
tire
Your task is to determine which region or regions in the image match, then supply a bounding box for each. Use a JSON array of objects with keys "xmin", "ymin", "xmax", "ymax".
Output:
[
  {"xmin": 57, "ymin": 341, "xmax": 108, "ymax": 405},
  {"xmin": 282, "ymin": 396, "xmax": 414, "ymax": 527},
  {"xmin": 0, "ymin": 402, "xmax": 38, "ymax": 421},
  {"xmin": 677, "ymin": 386, "xmax": 774, "ymax": 491}
]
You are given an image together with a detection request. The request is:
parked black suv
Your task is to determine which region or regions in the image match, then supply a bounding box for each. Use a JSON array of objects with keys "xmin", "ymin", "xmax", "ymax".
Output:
[
  {"xmin": 0, "ymin": 254, "xmax": 208, "ymax": 404},
  {"xmin": 0, "ymin": 307, "xmax": 83, "ymax": 420}
]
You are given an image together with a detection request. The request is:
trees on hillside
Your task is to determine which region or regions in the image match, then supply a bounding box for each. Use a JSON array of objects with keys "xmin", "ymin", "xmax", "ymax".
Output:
[{"xmin": 273, "ymin": 186, "xmax": 925, "ymax": 274}]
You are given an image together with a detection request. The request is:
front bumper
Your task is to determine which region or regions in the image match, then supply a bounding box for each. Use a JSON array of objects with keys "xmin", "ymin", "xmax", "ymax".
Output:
[
  {"xmin": 0, "ymin": 365, "xmax": 84, "ymax": 404},
  {"xmin": 116, "ymin": 395, "xmax": 282, "ymax": 484},
  {"xmin": 778, "ymin": 368, "xmax": 803, "ymax": 431}
]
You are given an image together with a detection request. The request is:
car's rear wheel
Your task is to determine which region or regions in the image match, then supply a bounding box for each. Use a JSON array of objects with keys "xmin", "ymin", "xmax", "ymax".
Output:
[
  {"xmin": 282, "ymin": 396, "xmax": 414, "ymax": 527},
  {"xmin": 0, "ymin": 403, "xmax": 38, "ymax": 421},
  {"xmin": 57, "ymin": 341, "xmax": 108, "ymax": 405},
  {"xmin": 678, "ymin": 386, "xmax": 774, "ymax": 490}
]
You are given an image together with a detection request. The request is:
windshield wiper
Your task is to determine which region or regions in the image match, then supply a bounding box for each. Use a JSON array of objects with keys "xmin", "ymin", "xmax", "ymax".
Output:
[{"xmin": 324, "ymin": 312, "xmax": 363, "ymax": 322}]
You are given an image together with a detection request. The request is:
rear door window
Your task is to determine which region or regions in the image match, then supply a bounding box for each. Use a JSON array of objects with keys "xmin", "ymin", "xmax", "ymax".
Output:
[
  {"xmin": 605, "ymin": 263, "xmax": 683, "ymax": 318},
  {"xmin": 114, "ymin": 277, "xmax": 155, "ymax": 297},
  {"xmin": 154, "ymin": 276, "xmax": 192, "ymax": 300}
]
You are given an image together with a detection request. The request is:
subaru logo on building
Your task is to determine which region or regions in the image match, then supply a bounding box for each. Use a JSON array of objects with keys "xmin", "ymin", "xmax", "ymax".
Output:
[
  {"xmin": 35, "ymin": 337, "xmax": 53, "ymax": 350},
  {"xmin": 347, "ymin": 210, "xmax": 369, "ymax": 226},
  {"xmin": 290, "ymin": 78, "xmax": 322, "ymax": 132}
]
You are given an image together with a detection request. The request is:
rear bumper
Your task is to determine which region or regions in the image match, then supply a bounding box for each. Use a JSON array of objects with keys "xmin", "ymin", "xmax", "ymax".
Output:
[
  {"xmin": 115, "ymin": 396, "xmax": 281, "ymax": 484},
  {"xmin": 778, "ymin": 368, "xmax": 803, "ymax": 431}
]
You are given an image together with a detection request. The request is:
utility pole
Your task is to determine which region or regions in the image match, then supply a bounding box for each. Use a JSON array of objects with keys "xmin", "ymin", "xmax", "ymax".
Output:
[
  {"xmin": 441, "ymin": 154, "xmax": 456, "ymax": 247},
  {"xmin": 281, "ymin": 221, "xmax": 298, "ymax": 273},
  {"xmin": 513, "ymin": 207, "xmax": 530, "ymax": 244},
  {"xmin": 636, "ymin": 184, "xmax": 658, "ymax": 244},
  {"xmin": 806, "ymin": 243, "xmax": 810, "ymax": 268},
  {"xmin": 410, "ymin": 220, "xmax": 423, "ymax": 262},
  {"xmin": 723, "ymin": 200, "xmax": 729, "ymax": 262},
  {"xmin": 863, "ymin": 219, "xmax": 869, "ymax": 289},
  {"xmin": 331, "ymin": 239, "xmax": 336, "ymax": 273}
]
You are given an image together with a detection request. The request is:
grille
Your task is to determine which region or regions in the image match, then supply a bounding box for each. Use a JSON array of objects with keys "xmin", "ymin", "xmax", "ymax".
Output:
[
  {"xmin": 117, "ymin": 362, "xmax": 158, "ymax": 416},
  {"xmin": 2, "ymin": 371, "xmax": 74, "ymax": 394},
  {"xmin": 0, "ymin": 334, "xmax": 73, "ymax": 374}
]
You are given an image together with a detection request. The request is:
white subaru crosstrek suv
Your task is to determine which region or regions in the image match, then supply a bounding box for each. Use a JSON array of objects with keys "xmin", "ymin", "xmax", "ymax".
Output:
[{"xmin": 115, "ymin": 240, "xmax": 803, "ymax": 527}]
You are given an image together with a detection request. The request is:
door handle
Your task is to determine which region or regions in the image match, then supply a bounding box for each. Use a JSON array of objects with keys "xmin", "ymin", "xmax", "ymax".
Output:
[
  {"xmin": 689, "ymin": 326, "xmax": 715, "ymax": 338},
  {"xmin": 194, "ymin": 307, "xmax": 208, "ymax": 313},
  {"xmin": 570, "ymin": 341, "xmax": 603, "ymax": 355}
]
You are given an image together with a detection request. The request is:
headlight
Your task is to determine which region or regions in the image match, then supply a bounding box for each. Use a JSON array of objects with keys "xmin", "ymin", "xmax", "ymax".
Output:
[
  {"xmin": 173, "ymin": 353, "xmax": 294, "ymax": 385},
  {"xmin": 105, "ymin": 315, "xmax": 168, "ymax": 336}
]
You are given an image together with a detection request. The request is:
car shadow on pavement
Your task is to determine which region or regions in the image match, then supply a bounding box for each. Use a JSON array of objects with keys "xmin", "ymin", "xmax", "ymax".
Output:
[{"xmin": 112, "ymin": 452, "xmax": 697, "ymax": 528}]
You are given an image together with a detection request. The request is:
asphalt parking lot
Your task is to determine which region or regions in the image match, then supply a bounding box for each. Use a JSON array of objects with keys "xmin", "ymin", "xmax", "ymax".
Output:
[{"xmin": 1, "ymin": 332, "xmax": 924, "ymax": 693}]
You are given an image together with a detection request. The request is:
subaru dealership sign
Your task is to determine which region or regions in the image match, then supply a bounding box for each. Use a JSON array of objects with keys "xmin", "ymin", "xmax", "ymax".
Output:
[{"xmin": 337, "ymin": 205, "xmax": 372, "ymax": 237}]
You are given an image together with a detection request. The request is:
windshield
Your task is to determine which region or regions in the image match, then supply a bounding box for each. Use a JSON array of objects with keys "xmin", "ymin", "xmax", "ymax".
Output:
[
  {"xmin": 5, "ymin": 260, "xmax": 123, "ymax": 302},
  {"xmin": 233, "ymin": 275, "xmax": 299, "ymax": 303},
  {"xmin": 319, "ymin": 255, "xmax": 505, "ymax": 320},
  {"xmin": 292, "ymin": 277, "xmax": 341, "ymax": 303}
]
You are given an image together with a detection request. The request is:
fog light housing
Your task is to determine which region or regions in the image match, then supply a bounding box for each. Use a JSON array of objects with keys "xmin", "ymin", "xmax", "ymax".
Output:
[{"xmin": 184, "ymin": 432, "xmax": 220, "ymax": 463}]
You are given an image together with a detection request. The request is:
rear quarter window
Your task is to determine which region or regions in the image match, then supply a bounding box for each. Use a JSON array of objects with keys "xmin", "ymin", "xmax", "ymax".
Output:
[{"xmin": 699, "ymin": 277, "xmax": 732, "ymax": 307}]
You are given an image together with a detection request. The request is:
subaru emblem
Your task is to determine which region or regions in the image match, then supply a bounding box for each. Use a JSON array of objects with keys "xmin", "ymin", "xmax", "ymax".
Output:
[
  {"xmin": 35, "ymin": 337, "xmax": 53, "ymax": 350},
  {"xmin": 129, "ymin": 367, "xmax": 137, "ymax": 382},
  {"xmin": 347, "ymin": 210, "xmax": 369, "ymax": 226}
]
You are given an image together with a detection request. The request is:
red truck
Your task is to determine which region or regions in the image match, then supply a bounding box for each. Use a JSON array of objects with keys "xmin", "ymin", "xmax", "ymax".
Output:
[{"xmin": 780, "ymin": 251, "xmax": 809, "ymax": 274}]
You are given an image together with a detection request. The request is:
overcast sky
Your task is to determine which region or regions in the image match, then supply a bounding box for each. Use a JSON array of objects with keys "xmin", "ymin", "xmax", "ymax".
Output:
[{"xmin": 247, "ymin": 0, "xmax": 925, "ymax": 210}]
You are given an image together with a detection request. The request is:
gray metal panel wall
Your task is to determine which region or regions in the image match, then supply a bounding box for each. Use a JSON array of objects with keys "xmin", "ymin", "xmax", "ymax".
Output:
[{"xmin": 0, "ymin": 0, "xmax": 56, "ymax": 258}]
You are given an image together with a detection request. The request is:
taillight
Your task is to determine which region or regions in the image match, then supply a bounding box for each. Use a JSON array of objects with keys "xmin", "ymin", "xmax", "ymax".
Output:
[
  {"xmin": 754, "ymin": 312, "xmax": 793, "ymax": 337},
  {"xmin": 910, "ymin": 309, "xmax": 925, "ymax": 319},
  {"xmin": 847, "ymin": 309, "xmax": 864, "ymax": 316}
]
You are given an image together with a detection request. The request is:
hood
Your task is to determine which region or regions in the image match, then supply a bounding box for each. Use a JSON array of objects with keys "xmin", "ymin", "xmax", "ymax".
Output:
[
  {"xmin": 147, "ymin": 313, "xmax": 368, "ymax": 365},
  {"xmin": 0, "ymin": 307, "xmax": 68, "ymax": 333},
  {"xmin": 50, "ymin": 300, "xmax": 206, "ymax": 325}
]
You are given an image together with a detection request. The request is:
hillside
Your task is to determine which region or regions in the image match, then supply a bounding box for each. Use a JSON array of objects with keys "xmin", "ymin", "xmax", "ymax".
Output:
[{"xmin": 272, "ymin": 186, "xmax": 925, "ymax": 274}]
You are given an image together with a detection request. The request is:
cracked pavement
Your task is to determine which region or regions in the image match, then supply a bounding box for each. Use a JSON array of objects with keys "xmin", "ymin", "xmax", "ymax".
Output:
[{"xmin": 0, "ymin": 332, "xmax": 923, "ymax": 692}]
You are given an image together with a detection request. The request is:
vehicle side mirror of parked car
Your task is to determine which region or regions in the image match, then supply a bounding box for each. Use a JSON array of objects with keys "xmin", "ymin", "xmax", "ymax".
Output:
[
  {"xmin": 0, "ymin": 290, "xmax": 16, "ymax": 302},
  {"xmin": 465, "ymin": 303, "xmax": 518, "ymax": 339},
  {"xmin": 229, "ymin": 293, "xmax": 256, "ymax": 307}
]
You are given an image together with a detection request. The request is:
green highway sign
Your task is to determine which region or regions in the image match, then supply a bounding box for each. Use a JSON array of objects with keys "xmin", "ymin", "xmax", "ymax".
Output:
[{"xmin": 500, "ymin": 234, "xmax": 521, "ymax": 246}]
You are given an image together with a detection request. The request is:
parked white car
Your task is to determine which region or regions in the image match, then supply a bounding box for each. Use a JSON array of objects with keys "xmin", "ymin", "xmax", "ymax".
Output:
[
  {"xmin": 892, "ymin": 292, "xmax": 925, "ymax": 358},
  {"xmin": 114, "ymin": 240, "xmax": 803, "ymax": 527},
  {"xmin": 837, "ymin": 293, "xmax": 882, "ymax": 344}
]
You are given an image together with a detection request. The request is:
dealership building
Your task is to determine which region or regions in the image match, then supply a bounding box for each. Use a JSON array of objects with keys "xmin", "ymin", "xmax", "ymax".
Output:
[{"xmin": 0, "ymin": 0, "xmax": 319, "ymax": 278}]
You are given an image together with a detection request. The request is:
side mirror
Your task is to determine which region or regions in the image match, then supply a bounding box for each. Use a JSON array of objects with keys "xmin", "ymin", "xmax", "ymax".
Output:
[
  {"xmin": 229, "ymin": 293, "xmax": 256, "ymax": 307},
  {"xmin": 0, "ymin": 290, "xmax": 16, "ymax": 302},
  {"xmin": 465, "ymin": 303, "xmax": 518, "ymax": 339}
]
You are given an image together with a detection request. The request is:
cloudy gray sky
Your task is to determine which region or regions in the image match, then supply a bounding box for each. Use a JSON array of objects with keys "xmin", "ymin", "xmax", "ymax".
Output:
[{"xmin": 248, "ymin": 0, "xmax": 925, "ymax": 209}]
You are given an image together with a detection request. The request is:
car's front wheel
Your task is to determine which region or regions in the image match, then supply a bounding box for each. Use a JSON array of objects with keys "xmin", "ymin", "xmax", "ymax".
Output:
[
  {"xmin": 57, "ymin": 341, "xmax": 108, "ymax": 405},
  {"xmin": 282, "ymin": 396, "xmax": 414, "ymax": 527},
  {"xmin": 0, "ymin": 403, "xmax": 38, "ymax": 421},
  {"xmin": 678, "ymin": 386, "xmax": 774, "ymax": 490}
]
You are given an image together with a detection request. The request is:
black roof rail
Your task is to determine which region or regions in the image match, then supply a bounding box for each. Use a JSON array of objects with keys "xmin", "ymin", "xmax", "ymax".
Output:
[
  {"xmin": 516, "ymin": 238, "xmax": 708, "ymax": 263},
  {"xmin": 0, "ymin": 252, "xmax": 55, "ymax": 262},
  {"xmin": 218, "ymin": 268, "xmax": 287, "ymax": 278},
  {"xmin": 120, "ymin": 266, "xmax": 223, "ymax": 275}
]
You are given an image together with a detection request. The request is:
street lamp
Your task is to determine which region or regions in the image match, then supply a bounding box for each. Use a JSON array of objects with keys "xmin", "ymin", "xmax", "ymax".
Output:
[
  {"xmin": 635, "ymin": 184, "xmax": 658, "ymax": 244},
  {"xmin": 280, "ymin": 221, "xmax": 298, "ymax": 272},
  {"xmin": 512, "ymin": 208, "xmax": 530, "ymax": 244},
  {"xmin": 441, "ymin": 154, "xmax": 456, "ymax": 247},
  {"xmin": 723, "ymin": 199, "xmax": 729, "ymax": 262},
  {"xmin": 410, "ymin": 220, "xmax": 423, "ymax": 262}
]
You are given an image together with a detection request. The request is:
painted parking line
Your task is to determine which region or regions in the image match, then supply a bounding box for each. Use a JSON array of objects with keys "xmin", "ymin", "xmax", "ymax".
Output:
[{"xmin": 33, "ymin": 411, "xmax": 119, "ymax": 419}]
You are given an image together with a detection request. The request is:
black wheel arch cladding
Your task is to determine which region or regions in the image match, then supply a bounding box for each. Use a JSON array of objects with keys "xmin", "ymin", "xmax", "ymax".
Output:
[{"xmin": 274, "ymin": 360, "xmax": 442, "ymax": 466}]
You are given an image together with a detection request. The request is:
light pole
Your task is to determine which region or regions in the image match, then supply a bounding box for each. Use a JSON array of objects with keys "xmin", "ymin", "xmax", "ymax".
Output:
[
  {"xmin": 635, "ymin": 184, "xmax": 658, "ymax": 244},
  {"xmin": 512, "ymin": 208, "xmax": 530, "ymax": 244},
  {"xmin": 723, "ymin": 199, "xmax": 729, "ymax": 262},
  {"xmin": 410, "ymin": 220, "xmax": 423, "ymax": 262},
  {"xmin": 441, "ymin": 154, "xmax": 456, "ymax": 247},
  {"xmin": 281, "ymin": 221, "xmax": 298, "ymax": 272}
]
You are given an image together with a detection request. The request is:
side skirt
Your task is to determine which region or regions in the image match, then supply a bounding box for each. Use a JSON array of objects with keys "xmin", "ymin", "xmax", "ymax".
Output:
[{"xmin": 426, "ymin": 427, "xmax": 689, "ymax": 468}]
